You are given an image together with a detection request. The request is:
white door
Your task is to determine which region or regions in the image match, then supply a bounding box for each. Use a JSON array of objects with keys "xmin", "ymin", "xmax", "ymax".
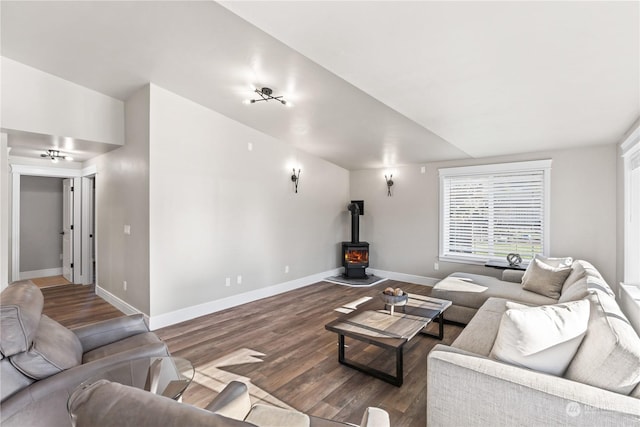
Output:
[{"xmin": 62, "ymin": 178, "xmax": 73, "ymax": 282}]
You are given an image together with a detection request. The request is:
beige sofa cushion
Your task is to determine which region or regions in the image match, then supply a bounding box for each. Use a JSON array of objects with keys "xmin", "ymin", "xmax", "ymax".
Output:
[
  {"xmin": 564, "ymin": 292, "xmax": 640, "ymax": 395},
  {"xmin": 432, "ymin": 273, "xmax": 556, "ymax": 311},
  {"xmin": 0, "ymin": 282, "xmax": 44, "ymax": 357},
  {"xmin": 451, "ymin": 298, "xmax": 510, "ymax": 356},
  {"xmin": 489, "ymin": 300, "xmax": 589, "ymax": 376},
  {"xmin": 9, "ymin": 315, "xmax": 82, "ymax": 379},
  {"xmin": 521, "ymin": 259, "xmax": 572, "ymax": 299}
]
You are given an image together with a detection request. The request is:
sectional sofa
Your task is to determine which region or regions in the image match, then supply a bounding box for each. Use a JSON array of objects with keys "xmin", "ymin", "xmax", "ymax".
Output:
[{"xmin": 428, "ymin": 258, "xmax": 640, "ymax": 425}]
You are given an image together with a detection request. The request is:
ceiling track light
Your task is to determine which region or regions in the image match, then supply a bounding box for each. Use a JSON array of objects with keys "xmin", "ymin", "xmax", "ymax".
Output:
[
  {"xmin": 41, "ymin": 149, "xmax": 73, "ymax": 162},
  {"xmin": 244, "ymin": 87, "xmax": 291, "ymax": 107}
]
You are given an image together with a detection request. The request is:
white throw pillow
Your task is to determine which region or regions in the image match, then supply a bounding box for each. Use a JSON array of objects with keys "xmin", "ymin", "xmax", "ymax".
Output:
[
  {"xmin": 522, "ymin": 258, "xmax": 572, "ymax": 299},
  {"xmin": 490, "ymin": 300, "xmax": 590, "ymax": 376}
]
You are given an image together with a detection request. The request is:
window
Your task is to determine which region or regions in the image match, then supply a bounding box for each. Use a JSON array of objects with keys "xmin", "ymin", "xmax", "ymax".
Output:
[
  {"xmin": 623, "ymin": 136, "xmax": 640, "ymax": 283},
  {"xmin": 439, "ymin": 160, "xmax": 551, "ymax": 264}
]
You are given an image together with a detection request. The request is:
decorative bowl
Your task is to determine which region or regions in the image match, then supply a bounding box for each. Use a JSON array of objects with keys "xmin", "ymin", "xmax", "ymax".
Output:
[{"xmin": 379, "ymin": 293, "xmax": 408, "ymax": 306}]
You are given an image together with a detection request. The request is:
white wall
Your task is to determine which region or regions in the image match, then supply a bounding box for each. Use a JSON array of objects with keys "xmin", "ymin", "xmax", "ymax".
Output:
[
  {"xmin": 148, "ymin": 85, "xmax": 349, "ymax": 317},
  {"xmin": 0, "ymin": 57, "xmax": 125, "ymax": 146},
  {"xmin": 19, "ymin": 176, "xmax": 63, "ymax": 272},
  {"xmin": 85, "ymin": 85, "xmax": 150, "ymax": 313},
  {"xmin": 350, "ymin": 144, "xmax": 618, "ymax": 286}
]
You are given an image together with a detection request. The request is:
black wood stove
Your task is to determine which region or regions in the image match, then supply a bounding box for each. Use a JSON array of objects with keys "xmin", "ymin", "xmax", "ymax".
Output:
[{"xmin": 342, "ymin": 201, "xmax": 369, "ymax": 279}]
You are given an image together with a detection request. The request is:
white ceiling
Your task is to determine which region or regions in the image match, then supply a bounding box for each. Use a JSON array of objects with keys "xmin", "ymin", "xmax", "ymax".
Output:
[{"xmin": 2, "ymin": 1, "xmax": 638, "ymax": 170}]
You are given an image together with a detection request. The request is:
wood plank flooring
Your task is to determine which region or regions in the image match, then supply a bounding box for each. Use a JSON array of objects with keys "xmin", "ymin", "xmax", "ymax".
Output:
[{"xmin": 41, "ymin": 280, "xmax": 463, "ymax": 427}]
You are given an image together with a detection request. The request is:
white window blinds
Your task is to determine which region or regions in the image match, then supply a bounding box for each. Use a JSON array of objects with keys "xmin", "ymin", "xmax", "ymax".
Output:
[{"xmin": 439, "ymin": 160, "xmax": 551, "ymax": 263}]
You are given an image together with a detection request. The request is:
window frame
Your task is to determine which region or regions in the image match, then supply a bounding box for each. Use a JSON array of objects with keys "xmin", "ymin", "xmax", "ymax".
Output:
[
  {"xmin": 438, "ymin": 159, "xmax": 552, "ymax": 265},
  {"xmin": 622, "ymin": 127, "xmax": 640, "ymax": 284}
]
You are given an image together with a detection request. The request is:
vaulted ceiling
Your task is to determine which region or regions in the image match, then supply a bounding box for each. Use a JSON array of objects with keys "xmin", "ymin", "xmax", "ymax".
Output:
[{"xmin": 2, "ymin": 1, "xmax": 638, "ymax": 170}]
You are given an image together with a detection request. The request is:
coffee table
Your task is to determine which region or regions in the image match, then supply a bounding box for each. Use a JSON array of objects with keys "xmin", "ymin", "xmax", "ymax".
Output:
[
  {"xmin": 78, "ymin": 357, "xmax": 194, "ymax": 400},
  {"xmin": 325, "ymin": 293, "xmax": 451, "ymax": 386}
]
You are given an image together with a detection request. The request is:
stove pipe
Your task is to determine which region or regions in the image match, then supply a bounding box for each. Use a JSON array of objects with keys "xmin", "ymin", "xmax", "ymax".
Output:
[{"xmin": 348, "ymin": 203, "xmax": 360, "ymax": 243}]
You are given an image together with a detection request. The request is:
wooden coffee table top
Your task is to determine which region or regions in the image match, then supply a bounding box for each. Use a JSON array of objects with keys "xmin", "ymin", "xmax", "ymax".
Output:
[{"xmin": 325, "ymin": 293, "xmax": 451, "ymax": 346}]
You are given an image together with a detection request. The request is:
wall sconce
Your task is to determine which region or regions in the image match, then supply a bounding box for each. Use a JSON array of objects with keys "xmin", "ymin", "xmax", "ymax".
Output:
[
  {"xmin": 291, "ymin": 168, "xmax": 301, "ymax": 193},
  {"xmin": 385, "ymin": 174, "xmax": 394, "ymax": 196}
]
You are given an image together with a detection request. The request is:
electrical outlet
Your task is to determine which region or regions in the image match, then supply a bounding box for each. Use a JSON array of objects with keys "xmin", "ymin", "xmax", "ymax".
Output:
[
  {"xmin": 285, "ymin": 265, "xmax": 289, "ymax": 274},
  {"xmin": 225, "ymin": 277, "xmax": 231, "ymax": 287},
  {"xmin": 434, "ymin": 262, "xmax": 439, "ymax": 271},
  {"xmin": 421, "ymin": 166, "xmax": 426, "ymax": 174},
  {"xmin": 124, "ymin": 225, "xmax": 131, "ymax": 235},
  {"xmin": 247, "ymin": 142, "xmax": 253, "ymax": 151},
  {"xmin": 237, "ymin": 275, "xmax": 242, "ymax": 285},
  {"xmin": 123, "ymin": 281, "xmax": 127, "ymax": 291}
]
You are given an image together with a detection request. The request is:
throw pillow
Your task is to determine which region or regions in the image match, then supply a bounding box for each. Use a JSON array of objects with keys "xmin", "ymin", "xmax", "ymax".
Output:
[
  {"xmin": 489, "ymin": 300, "xmax": 590, "ymax": 376},
  {"xmin": 521, "ymin": 255, "xmax": 573, "ymax": 287},
  {"xmin": 534, "ymin": 255, "xmax": 573, "ymax": 268},
  {"xmin": 522, "ymin": 258, "xmax": 572, "ymax": 299}
]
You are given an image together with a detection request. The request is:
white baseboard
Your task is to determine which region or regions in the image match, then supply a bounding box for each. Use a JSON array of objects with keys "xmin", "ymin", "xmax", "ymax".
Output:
[
  {"xmin": 95, "ymin": 267, "xmax": 435, "ymax": 331},
  {"xmin": 95, "ymin": 285, "xmax": 149, "ymax": 324},
  {"xmin": 20, "ymin": 268, "xmax": 63, "ymax": 280},
  {"xmin": 148, "ymin": 268, "xmax": 341, "ymax": 330},
  {"xmin": 367, "ymin": 268, "xmax": 439, "ymax": 286}
]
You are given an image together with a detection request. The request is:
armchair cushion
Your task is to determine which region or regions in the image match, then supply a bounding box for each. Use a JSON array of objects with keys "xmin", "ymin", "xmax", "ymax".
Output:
[
  {"xmin": 0, "ymin": 282, "xmax": 44, "ymax": 357},
  {"xmin": 9, "ymin": 315, "xmax": 82, "ymax": 379}
]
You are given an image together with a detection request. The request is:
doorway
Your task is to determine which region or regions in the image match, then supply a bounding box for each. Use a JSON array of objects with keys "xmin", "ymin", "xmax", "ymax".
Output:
[{"xmin": 10, "ymin": 164, "xmax": 97, "ymax": 285}]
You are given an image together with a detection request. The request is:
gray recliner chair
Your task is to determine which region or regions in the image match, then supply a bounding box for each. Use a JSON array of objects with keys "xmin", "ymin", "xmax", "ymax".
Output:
[{"xmin": 0, "ymin": 282, "xmax": 171, "ymax": 427}]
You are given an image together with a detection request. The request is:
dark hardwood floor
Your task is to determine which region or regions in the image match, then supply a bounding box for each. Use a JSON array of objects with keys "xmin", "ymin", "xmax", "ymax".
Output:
[{"xmin": 42, "ymin": 280, "xmax": 463, "ymax": 427}]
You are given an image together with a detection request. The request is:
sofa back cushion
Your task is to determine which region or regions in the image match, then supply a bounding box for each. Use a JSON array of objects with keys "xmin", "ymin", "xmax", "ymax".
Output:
[
  {"xmin": 0, "ymin": 283, "xmax": 44, "ymax": 357},
  {"xmin": 9, "ymin": 315, "xmax": 82, "ymax": 379},
  {"xmin": 562, "ymin": 260, "xmax": 614, "ymax": 295},
  {"xmin": 564, "ymin": 292, "xmax": 640, "ymax": 395}
]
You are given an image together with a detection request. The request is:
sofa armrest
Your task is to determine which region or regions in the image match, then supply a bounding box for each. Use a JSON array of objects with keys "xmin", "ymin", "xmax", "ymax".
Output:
[
  {"xmin": 204, "ymin": 381, "xmax": 252, "ymax": 421},
  {"xmin": 501, "ymin": 269, "xmax": 525, "ymax": 283},
  {"xmin": 360, "ymin": 407, "xmax": 390, "ymax": 427},
  {"xmin": 427, "ymin": 344, "xmax": 640, "ymax": 426},
  {"xmin": 72, "ymin": 314, "xmax": 150, "ymax": 352}
]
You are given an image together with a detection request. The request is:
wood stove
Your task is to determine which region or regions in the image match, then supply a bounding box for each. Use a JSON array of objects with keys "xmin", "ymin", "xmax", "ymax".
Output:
[{"xmin": 342, "ymin": 201, "xmax": 369, "ymax": 279}]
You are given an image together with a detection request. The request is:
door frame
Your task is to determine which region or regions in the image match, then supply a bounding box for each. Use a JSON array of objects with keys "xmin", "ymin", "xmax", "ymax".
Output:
[{"xmin": 10, "ymin": 163, "xmax": 97, "ymax": 284}]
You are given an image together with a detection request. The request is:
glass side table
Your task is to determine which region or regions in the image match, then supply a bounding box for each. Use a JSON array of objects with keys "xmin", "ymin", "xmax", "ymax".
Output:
[{"xmin": 76, "ymin": 357, "xmax": 194, "ymax": 401}]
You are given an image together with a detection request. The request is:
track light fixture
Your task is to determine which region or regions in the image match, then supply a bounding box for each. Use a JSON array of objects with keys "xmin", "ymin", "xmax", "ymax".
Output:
[
  {"xmin": 244, "ymin": 87, "xmax": 291, "ymax": 107},
  {"xmin": 41, "ymin": 149, "xmax": 73, "ymax": 163}
]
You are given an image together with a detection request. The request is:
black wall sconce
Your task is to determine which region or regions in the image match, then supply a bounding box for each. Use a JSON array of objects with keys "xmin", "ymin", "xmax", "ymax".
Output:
[
  {"xmin": 291, "ymin": 168, "xmax": 301, "ymax": 193},
  {"xmin": 385, "ymin": 174, "xmax": 394, "ymax": 196}
]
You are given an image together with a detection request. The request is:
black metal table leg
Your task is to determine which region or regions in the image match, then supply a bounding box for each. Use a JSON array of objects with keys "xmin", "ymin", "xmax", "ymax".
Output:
[
  {"xmin": 420, "ymin": 313, "xmax": 445, "ymax": 340},
  {"xmin": 336, "ymin": 334, "xmax": 405, "ymax": 387}
]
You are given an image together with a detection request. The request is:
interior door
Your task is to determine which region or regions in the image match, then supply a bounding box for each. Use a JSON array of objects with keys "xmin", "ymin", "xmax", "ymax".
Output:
[{"xmin": 62, "ymin": 178, "xmax": 73, "ymax": 282}]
